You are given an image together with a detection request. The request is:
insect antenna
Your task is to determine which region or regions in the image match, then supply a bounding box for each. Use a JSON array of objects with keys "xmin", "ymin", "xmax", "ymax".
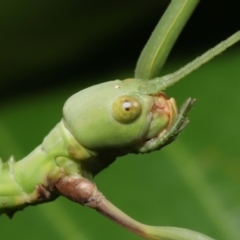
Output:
[{"xmin": 140, "ymin": 31, "xmax": 240, "ymax": 94}]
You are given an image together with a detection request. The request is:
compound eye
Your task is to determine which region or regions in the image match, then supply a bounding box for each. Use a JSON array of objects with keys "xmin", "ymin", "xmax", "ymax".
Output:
[{"xmin": 112, "ymin": 95, "xmax": 142, "ymax": 123}]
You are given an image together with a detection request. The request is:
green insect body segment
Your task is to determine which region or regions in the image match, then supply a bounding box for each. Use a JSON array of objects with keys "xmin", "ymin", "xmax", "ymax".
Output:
[
  {"xmin": 63, "ymin": 79, "xmax": 177, "ymax": 151},
  {"xmin": 0, "ymin": 79, "xmax": 181, "ymax": 217},
  {"xmin": 0, "ymin": 121, "xmax": 91, "ymax": 216}
]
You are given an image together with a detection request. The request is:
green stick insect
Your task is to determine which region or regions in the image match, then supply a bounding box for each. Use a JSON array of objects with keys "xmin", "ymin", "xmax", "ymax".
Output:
[{"xmin": 1, "ymin": 0, "xmax": 240, "ymax": 239}]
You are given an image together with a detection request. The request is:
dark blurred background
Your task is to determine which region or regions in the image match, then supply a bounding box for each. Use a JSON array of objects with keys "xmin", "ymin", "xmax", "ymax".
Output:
[
  {"xmin": 0, "ymin": 0, "xmax": 239, "ymax": 101},
  {"xmin": 0, "ymin": 1, "xmax": 240, "ymax": 240}
]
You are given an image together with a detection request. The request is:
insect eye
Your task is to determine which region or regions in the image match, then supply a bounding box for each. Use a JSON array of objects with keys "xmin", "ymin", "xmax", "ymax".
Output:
[{"xmin": 112, "ymin": 95, "xmax": 142, "ymax": 123}]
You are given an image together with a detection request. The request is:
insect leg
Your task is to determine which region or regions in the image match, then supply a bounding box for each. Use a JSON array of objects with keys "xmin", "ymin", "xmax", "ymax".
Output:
[
  {"xmin": 55, "ymin": 176, "xmax": 215, "ymax": 240},
  {"xmin": 135, "ymin": 0, "xmax": 199, "ymax": 79}
]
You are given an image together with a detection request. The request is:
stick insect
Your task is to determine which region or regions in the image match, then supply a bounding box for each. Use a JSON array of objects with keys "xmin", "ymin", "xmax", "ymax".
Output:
[{"xmin": 1, "ymin": 0, "xmax": 240, "ymax": 239}]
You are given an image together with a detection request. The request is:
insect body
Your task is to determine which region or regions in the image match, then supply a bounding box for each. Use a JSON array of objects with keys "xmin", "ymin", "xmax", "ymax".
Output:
[
  {"xmin": 1, "ymin": 0, "xmax": 240, "ymax": 239},
  {"xmin": 0, "ymin": 78, "xmax": 187, "ymax": 216}
]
